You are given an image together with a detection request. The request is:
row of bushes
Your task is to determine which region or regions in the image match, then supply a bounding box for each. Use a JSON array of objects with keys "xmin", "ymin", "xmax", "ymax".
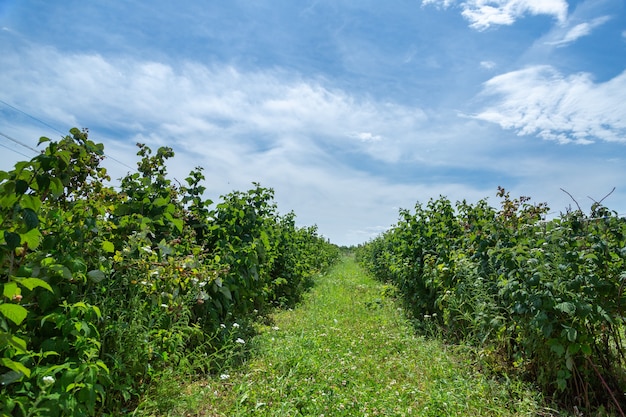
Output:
[
  {"xmin": 0, "ymin": 128, "xmax": 339, "ymax": 416},
  {"xmin": 356, "ymin": 187, "xmax": 626, "ymax": 413}
]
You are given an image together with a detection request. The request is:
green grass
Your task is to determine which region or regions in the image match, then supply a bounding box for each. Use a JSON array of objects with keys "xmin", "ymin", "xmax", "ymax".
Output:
[{"xmin": 134, "ymin": 255, "xmax": 553, "ymax": 416}]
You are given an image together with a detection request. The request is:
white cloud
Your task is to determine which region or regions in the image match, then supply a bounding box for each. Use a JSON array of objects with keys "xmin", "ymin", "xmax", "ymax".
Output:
[
  {"xmin": 480, "ymin": 60, "xmax": 497, "ymax": 69},
  {"xmin": 351, "ymin": 132, "xmax": 384, "ymax": 142},
  {"xmin": 422, "ymin": 0, "xmax": 455, "ymax": 8},
  {"xmin": 423, "ymin": 0, "xmax": 568, "ymax": 30},
  {"xmin": 0, "ymin": 44, "xmax": 440, "ymax": 245},
  {"xmin": 0, "ymin": 45, "xmax": 430, "ymax": 165},
  {"xmin": 474, "ymin": 65, "xmax": 626, "ymax": 144},
  {"xmin": 546, "ymin": 16, "xmax": 611, "ymax": 47}
]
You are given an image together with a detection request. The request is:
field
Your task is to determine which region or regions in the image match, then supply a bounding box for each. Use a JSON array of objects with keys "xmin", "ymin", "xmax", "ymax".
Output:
[{"xmin": 2, "ymin": 132, "xmax": 625, "ymax": 416}]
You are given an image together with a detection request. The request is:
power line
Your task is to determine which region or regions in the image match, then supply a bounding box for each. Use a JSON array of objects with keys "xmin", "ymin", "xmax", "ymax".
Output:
[
  {"xmin": 0, "ymin": 99, "xmax": 137, "ymax": 173},
  {"xmin": 0, "ymin": 142, "xmax": 34, "ymax": 159},
  {"xmin": 0, "ymin": 130, "xmax": 40, "ymax": 154},
  {"xmin": 0, "ymin": 99, "xmax": 65, "ymax": 136}
]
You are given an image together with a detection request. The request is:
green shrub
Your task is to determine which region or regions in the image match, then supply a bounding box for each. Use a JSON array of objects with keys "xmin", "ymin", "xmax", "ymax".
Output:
[
  {"xmin": 357, "ymin": 188, "xmax": 626, "ymax": 413},
  {"xmin": 1, "ymin": 128, "xmax": 338, "ymax": 415}
]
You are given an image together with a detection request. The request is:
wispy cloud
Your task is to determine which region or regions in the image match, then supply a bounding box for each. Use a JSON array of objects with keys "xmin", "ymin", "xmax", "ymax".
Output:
[
  {"xmin": 546, "ymin": 16, "xmax": 611, "ymax": 46},
  {"xmin": 423, "ymin": 0, "xmax": 568, "ymax": 30},
  {"xmin": 473, "ymin": 65, "xmax": 626, "ymax": 144},
  {"xmin": 422, "ymin": 0, "xmax": 455, "ymax": 8},
  {"xmin": 0, "ymin": 45, "xmax": 430, "ymax": 164}
]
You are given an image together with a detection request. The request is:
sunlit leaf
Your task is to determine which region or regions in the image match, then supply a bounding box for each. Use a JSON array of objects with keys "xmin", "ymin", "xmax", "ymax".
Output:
[
  {"xmin": 102, "ymin": 240, "xmax": 115, "ymax": 253},
  {"xmin": 0, "ymin": 303, "xmax": 28, "ymax": 325},
  {"xmin": 14, "ymin": 277, "xmax": 53, "ymax": 292}
]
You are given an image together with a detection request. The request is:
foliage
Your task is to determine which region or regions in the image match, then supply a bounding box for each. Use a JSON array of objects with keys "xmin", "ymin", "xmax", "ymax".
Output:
[
  {"xmin": 0, "ymin": 129, "xmax": 338, "ymax": 415},
  {"xmin": 158, "ymin": 255, "xmax": 544, "ymax": 417},
  {"xmin": 357, "ymin": 187, "xmax": 626, "ymax": 413}
]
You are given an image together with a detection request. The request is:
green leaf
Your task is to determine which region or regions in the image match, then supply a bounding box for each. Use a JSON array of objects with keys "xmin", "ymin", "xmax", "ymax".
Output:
[
  {"xmin": 14, "ymin": 277, "xmax": 53, "ymax": 292},
  {"xmin": 0, "ymin": 303, "xmax": 28, "ymax": 325},
  {"xmin": 0, "ymin": 332, "xmax": 28, "ymax": 353},
  {"xmin": 87, "ymin": 270, "xmax": 106, "ymax": 283},
  {"xmin": 49, "ymin": 177, "xmax": 64, "ymax": 197},
  {"xmin": 20, "ymin": 229, "xmax": 43, "ymax": 250},
  {"xmin": 3, "ymin": 231, "xmax": 21, "ymax": 250},
  {"xmin": 3, "ymin": 282, "xmax": 19, "ymax": 299},
  {"xmin": 153, "ymin": 197, "xmax": 169, "ymax": 206},
  {"xmin": 21, "ymin": 208, "xmax": 40, "ymax": 231},
  {"xmin": 580, "ymin": 343, "xmax": 592, "ymax": 356},
  {"xmin": 0, "ymin": 370, "xmax": 24, "ymax": 385},
  {"xmin": 171, "ymin": 217, "xmax": 183, "ymax": 233},
  {"xmin": 219, "ymin": 286, "xmax": 232, "ymax": 301},
  {"xmin": 551, "ymin": 344, "xmax": 565, "ymax": 356},
  {"xmin": 38, "ymin": 136, "xmax": 51, "ymax": 145},
  {"xmin": 562, "ymin": 326, "xmax": 578, "ymax": 343},
  {"xmin": 0, "ymin": 358, "xmax": 30, "ymax": 378},
  {"xmin": 96, "ymin": 360, "xmax": 109, "ymax": 373},
  {"xmin": 91, "ymin": 305, "xmax": 102, "ymax": 319},
  {"xmin": 20, "ymin": 194, "xmax": 42, "ymax": 212},
  {"xmin": 554, "ymin": 302, "xmax": 576, "ymax": 316},
  {"xmin": 102, "ymin": 240, "xmax": 115, "ymax": 253},
  {"xmin": 14, "ymin": 179, "xmax": 29, "ymax": 195}
]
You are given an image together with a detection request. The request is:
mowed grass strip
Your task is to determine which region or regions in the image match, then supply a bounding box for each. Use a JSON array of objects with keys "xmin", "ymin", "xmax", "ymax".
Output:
[{"xmin": 149, "ymin": 255, "xmax": 545, "ymax": 416}]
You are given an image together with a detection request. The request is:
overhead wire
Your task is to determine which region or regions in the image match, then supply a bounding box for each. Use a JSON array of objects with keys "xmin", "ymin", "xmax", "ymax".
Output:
[
  {"xmin": 0, "ymin": 141, "xmax": 34, "ymax": 159},
  {"xmin": 0, "ymin": 99, "xmax": 137, "ymax": 172},
  {"xmin": 0, "ymin": 98, "xmax": 65, "ymax": 136},
  {"xmin": 0, "ymin": 130, "xmax": 40, "ymax": 154}
]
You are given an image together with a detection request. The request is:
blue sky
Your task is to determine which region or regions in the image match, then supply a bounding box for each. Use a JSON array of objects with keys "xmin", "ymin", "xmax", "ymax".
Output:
[{"xmin": 1, "ymin": 0, "xmax": 625, "ymax": 246}]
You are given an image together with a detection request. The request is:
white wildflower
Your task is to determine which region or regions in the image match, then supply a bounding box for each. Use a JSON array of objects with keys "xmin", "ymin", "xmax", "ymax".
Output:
[
  {"xmin": 220, "ymin": 323, "xmax": 226, "ymax": 329},
  {"xmin": 42, "ymin": 376, "xmax": 55, "ymax": 386},
  {"xmin": 220, "ymin": 374, "xmax": 230, "ymax": 380},
  {"xmin": 236, "ymin": 338, "xmax": 245, "ymax": 344},
  {"xmin": 232, "ymin": 323, "xmax": 240, "ymax": 328}
]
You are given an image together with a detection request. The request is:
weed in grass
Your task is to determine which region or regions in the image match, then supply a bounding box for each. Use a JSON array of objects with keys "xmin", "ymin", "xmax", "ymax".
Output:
[{"xmin": 138, "ymin": 256, "xmax": 554, "ymax": 416}]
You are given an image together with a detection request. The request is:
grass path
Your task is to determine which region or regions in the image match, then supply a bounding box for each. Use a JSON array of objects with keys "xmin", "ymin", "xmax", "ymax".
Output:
[{"xmin": 143, "ymin": 255, "xmax": 546, "ymax": 416}]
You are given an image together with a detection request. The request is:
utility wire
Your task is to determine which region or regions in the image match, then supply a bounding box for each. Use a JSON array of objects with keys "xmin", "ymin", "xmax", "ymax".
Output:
[
  {"xmin": 0, "ymin": 99, "xmax": 137, "ymax": 172},
  {"xmin": 0, "ymin": 130, "xmax": 40, "ymax": 154},
  {"xmin": 0, "ymin": 99, "xmax": 65, "ymax": 136},
  {"xmin": 0, "ymin": 141, "xmax": 34, "ymax": 159}
]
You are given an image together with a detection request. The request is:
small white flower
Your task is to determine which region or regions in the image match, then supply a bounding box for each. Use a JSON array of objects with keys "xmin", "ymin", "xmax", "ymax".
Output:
[
  {"xmin": 220, "ymin": 374, "xmax": 230, "ymax": 380},
  {"xmin": 235, "ymin": 338, "xmax": 245, "ymax": 344},
  {"xmin": 42, "ymin": 376, "xmax": 55, "ymax": 386},
  {"xmin": 220, "ymin": 323, "xmax": 226, "ymax": 329},
  {"xmin": 161, "ymin": 304, "xmax": 168, "ymax": 308},
  {"xmin": 199, "ymin": 281, "xmax": 207, "ymax": 287},
  {"xmin": 271, "ymin": 326, "xmax": 279, "ymax": 331},
  {"xmin": 232, "ymin": 323, "xmax": 240, "ymax": 328}
]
